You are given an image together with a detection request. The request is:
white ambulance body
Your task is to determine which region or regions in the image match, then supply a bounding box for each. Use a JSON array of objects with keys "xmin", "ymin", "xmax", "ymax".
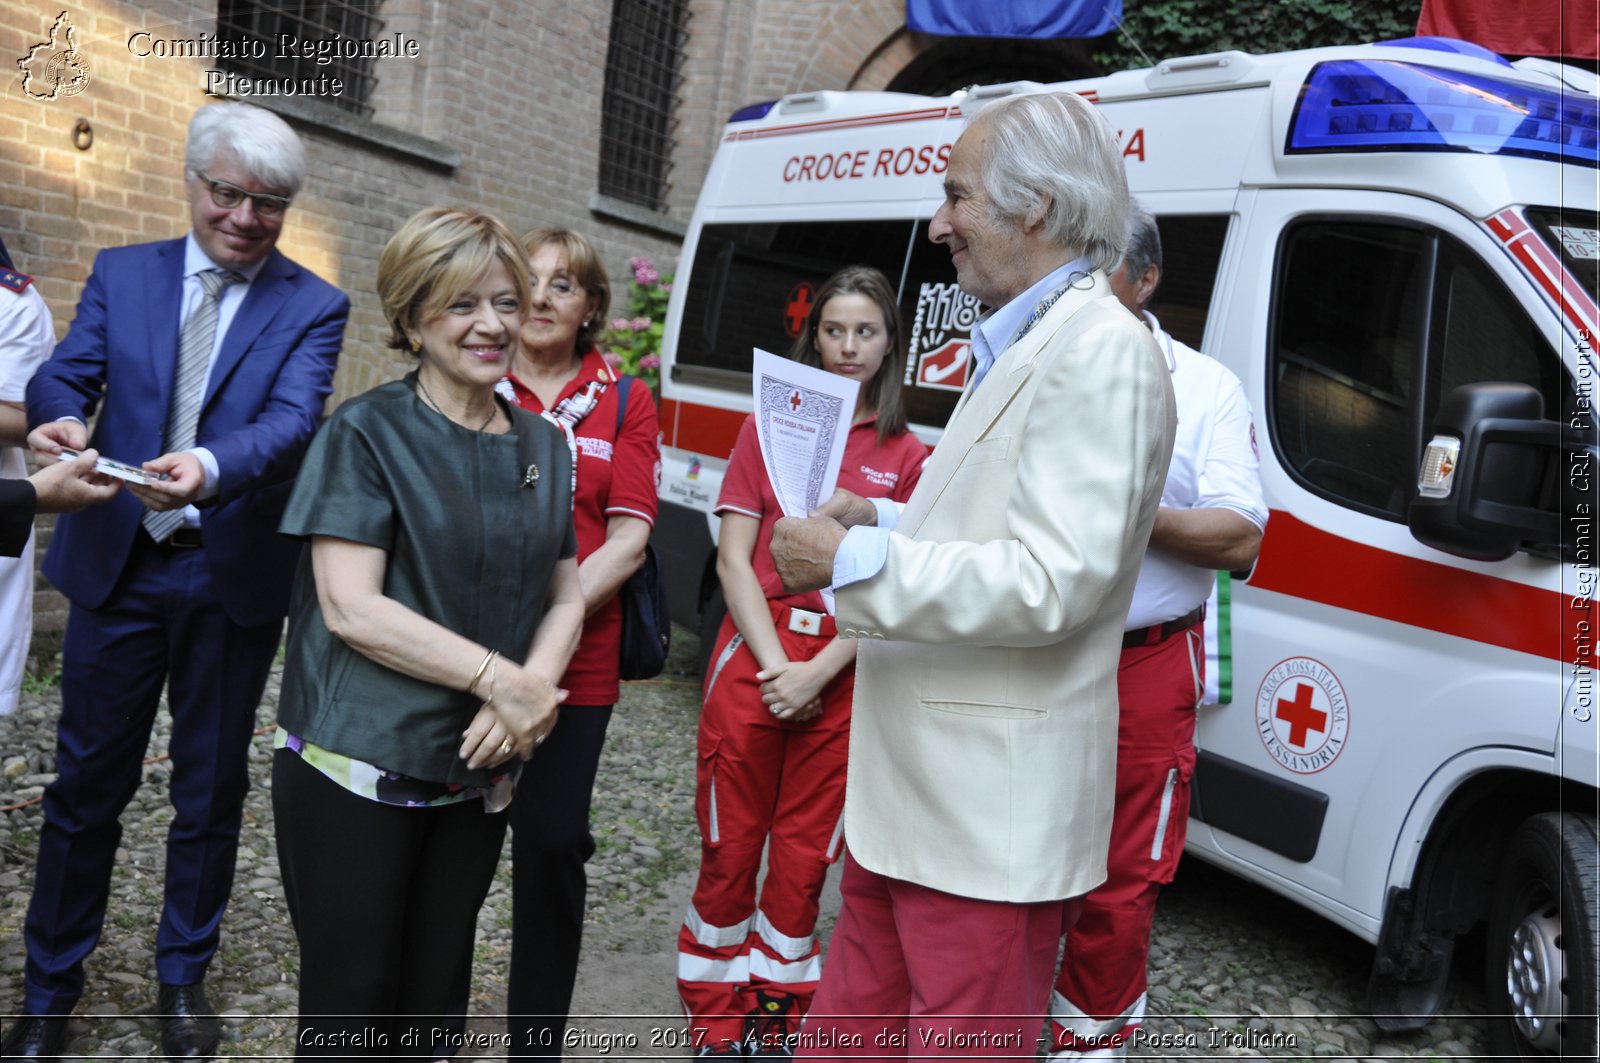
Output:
[{"xmin": 654, "ymin": 38, "xmax": 1598, "ymax": 1055}]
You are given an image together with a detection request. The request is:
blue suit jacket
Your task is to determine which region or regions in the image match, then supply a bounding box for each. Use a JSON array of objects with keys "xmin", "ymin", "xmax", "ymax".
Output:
[{"xmin": 26, "ymin": 238, "xmax": 348, "ymax": 627}]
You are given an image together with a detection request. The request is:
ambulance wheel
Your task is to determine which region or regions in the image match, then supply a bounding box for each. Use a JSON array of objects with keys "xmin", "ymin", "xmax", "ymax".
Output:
[
  {"xmin": 1485, "ymin": 811, "xmax": 1598, "ymax": 1059},
  {"xmin": 696, "ymin": 585, "xmax": 726, "ymax": 680}
]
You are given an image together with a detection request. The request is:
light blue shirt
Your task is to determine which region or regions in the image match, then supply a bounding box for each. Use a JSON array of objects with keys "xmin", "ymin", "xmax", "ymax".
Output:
[{"xmin": 831, "ymin": 257, "xmax": 1092, "ymax": 589}]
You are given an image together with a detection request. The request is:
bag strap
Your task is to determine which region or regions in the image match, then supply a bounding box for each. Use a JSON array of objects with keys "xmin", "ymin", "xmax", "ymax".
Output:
[{"xmin": 614, "ymin": 374, "xmax": 632, "ymax": 437}]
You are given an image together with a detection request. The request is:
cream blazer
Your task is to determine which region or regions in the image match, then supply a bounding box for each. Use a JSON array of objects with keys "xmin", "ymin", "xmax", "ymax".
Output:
[{"xmin": 835, "ymin": 272, "xmax": 1176, "ymax": 903}]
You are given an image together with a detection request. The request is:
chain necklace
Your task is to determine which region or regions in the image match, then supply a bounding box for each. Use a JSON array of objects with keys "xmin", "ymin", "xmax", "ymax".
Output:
[{"xmin": 415, "ymin": 372, "xmax": 499, "ymax": 432}]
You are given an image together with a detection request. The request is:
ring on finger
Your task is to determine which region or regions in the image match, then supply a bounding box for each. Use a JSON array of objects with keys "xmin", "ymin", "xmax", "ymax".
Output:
[
  {"xmin": 534, "ymin": 734, "xmax": 547, "ymax": 746},
  {"xmin": 497, "ymin": 738, "xmax": 513, "ymax": 757}
]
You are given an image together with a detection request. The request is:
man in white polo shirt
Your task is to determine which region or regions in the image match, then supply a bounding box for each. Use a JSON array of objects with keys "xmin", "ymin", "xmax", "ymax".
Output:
[{"xmin": 1048, "ymin": 205, "xmax": 1268, "ymax": 1059}]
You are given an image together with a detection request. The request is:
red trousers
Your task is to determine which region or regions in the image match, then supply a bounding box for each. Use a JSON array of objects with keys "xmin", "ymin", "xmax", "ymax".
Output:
[
  {"xmin": 1049, "ymin": 623, "xmax": 1203, "ymax": 1058},
  {"xmin": 796, "ymin": 852, "xmax": 1069, "ymax": 1061},
  {"xmin": 677, "ymin": 605, "xmax": 853, "ymax": 1049}
]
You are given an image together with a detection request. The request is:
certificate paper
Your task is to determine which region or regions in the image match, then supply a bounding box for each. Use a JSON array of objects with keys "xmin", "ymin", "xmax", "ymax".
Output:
[{"xmin": 752, "ymin": 348, "xmax": 859, "ymax": 519}]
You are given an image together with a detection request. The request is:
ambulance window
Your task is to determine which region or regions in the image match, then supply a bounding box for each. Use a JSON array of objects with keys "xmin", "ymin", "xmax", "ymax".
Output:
[
  {"xmin": 1520, "ymin": 206, "xmax": 1599, "ymax": 431},
  {"xmin": 1272, "ymin": 222, "xmax": 1426, "ymax": 518},
  {"xmin": 1149, "ymin": 215, "xmax": 1230, "ymax": 350},
  {"xmin": 1428, "ymin": 233, "xmax": 1578, "ymax": 522},
  {"xmin": 1272, "ymin": 218, "xmax": 1576, "ymax": 522},
  {"xmin": 1432, "ymin": 240, "xmax": 1561, "ymax": 417},
  {"xmin": 673, "ymin": 220, "xmax": 921, "ymax": 382},
  {"xmin": 1524, "ymin": 207, "xmax": 1600, "ymax": 305}
]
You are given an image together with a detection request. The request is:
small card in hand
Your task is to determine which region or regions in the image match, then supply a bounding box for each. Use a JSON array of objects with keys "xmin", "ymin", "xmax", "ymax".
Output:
[{"xmin": 57, "ymin": 448, "xmax": 172, "ymax": 485}]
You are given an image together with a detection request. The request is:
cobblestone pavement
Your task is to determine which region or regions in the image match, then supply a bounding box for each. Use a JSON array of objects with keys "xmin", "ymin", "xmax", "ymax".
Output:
[{"xmin": 2, "ymin": 629, "xmax": 1491, "ymax": 1060}]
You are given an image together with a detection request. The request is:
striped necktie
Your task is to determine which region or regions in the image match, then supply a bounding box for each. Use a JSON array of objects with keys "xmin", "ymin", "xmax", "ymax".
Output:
[{"xmin": 143, "ymin": 268, "xmax": 243, "ymax": 542}]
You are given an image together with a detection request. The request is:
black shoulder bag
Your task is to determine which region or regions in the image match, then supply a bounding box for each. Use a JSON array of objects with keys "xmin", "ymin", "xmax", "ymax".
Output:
[{"xmin": 613, "ymin": 376, "xmax": 671, "ymax": 680}]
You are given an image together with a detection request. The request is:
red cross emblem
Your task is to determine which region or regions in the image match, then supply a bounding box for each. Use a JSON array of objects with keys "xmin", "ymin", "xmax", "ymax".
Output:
[
  {"xmin": 789, "ymin": 390, "xmax": 803, "ymax": 412},
  {"xmin": 1275, "ymin": 682, "xmax": 1328, "ymax": 748},
  {"xmin": 1255, "ymin": 658, "xmax": 1349, "ymax": 775},
  {"xmin": 785, "ymin": 282, "xmax": 815, "ymax": 337},
  {"xmin": 797, "ymin": 616, "xmax": 813, "ymax": 630}
]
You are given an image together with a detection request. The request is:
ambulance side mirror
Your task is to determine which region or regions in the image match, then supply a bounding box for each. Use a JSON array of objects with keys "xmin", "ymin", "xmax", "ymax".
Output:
[{"xmin": 1408, "ymin": 382, "xmax": 1584, "ymax": 562}]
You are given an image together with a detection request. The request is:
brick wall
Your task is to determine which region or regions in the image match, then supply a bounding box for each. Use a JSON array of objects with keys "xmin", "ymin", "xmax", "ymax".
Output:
[{"xmin": 2, "ymin": 0, "xmax": 934, "ymax": 653}]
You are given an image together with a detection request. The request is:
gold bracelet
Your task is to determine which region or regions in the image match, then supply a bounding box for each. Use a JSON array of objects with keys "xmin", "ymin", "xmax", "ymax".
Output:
[
  {"xmin": 466, "ymin": 648, "xmax": 498, "ymax": 697},
  {"xmin": 481, "ymin": 654, "xmax": 498, "ymax": 709}
]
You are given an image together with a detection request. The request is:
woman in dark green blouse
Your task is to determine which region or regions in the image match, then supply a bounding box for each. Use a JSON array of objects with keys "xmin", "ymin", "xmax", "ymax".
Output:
[{"xmin": 273, "ymin": 207, "xmax": 585, "ymax": 1057}]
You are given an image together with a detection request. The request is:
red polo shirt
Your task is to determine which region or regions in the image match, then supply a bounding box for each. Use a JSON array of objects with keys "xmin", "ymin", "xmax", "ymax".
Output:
[
  {"xmin": 504, "ymin": 351, "xmax": 661, "ymax": 705},
  {"xmin": 715, "ymin": 414, "xmax": 927, "ymax": 613}
]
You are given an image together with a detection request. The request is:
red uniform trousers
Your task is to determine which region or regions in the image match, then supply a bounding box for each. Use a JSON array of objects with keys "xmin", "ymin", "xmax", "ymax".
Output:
[
  {"xmin": 1049, "ymin": 622, "xmax": 1204, "ymax": 1058},
  {"xmin": 678, "ymin": 603, "xmax": 853, "ymax": 1049},
  {"xmin": 795, "ymin": 852, "xmax": 1071, "ymax": 1061}
]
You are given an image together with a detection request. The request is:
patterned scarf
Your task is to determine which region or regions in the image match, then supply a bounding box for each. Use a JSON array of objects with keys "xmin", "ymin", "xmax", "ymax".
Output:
[{"xmin": 496, "ymin": 376, "xmax": 609, "ymax": 499}]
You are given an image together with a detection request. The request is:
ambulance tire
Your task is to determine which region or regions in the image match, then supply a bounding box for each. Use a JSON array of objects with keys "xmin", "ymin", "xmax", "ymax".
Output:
[
  {"xmin": 1485, "ymin": 811, "xmax": 1598, "ymax": 1059},
  {"xmin": 696, "ymin": 584, "xmax": 726, "ymax": 680}
]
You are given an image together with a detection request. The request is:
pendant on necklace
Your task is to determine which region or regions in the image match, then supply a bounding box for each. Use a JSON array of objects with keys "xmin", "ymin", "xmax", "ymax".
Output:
[{"xmin": 522, "ymin": 464, "xmax": 540, "ymax": 489}]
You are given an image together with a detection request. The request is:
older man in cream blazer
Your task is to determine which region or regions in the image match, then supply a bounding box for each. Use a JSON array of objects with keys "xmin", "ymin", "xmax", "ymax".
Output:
[{"xmin": 771, "ymin": 90, "xmax": 1175, "ymax": 1059}]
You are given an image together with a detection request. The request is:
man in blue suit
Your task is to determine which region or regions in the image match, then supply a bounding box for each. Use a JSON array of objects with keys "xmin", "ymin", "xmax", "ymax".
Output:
[{"xmin": 8, "ymin": 102, "xmax": 348, "ymax": 1061}]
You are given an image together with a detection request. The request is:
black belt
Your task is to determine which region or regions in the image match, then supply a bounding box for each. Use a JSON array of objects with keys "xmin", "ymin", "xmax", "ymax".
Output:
[
  {"xmin": 144, "ymin": 526, "xmax": 203, "ymax": 549},
  {"xmin": 1122, "ymin": 604, "xmax": 1204, "ymax": 649}
]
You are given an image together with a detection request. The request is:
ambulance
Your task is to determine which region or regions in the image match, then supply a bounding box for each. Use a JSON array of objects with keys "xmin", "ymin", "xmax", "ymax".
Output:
[{"xmin": 651, "ymin": 36, "xmax": 1599, "ymax": 1057}]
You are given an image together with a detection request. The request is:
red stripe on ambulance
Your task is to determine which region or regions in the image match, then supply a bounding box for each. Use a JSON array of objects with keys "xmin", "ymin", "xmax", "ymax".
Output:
[
  {"xmin": 660, "ymin": 398, "xmax": 747, "ymax": 459},
  {"xmin": 724, "ymin": 107, "xmax": 953, "ymax": 142},
  {"xmin": 1250, "ymin": 511, "xmax": 1592, "ymax": 665}
]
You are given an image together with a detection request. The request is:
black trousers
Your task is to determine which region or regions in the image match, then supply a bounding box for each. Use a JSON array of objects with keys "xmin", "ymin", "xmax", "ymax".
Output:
[
  {"xmin": 272, "ymin": 749, "xmax": 508, "ymax": 1059},
  {"xmin": 505, "ymin": 705, "xmax": 613, "ymax": 1060}
]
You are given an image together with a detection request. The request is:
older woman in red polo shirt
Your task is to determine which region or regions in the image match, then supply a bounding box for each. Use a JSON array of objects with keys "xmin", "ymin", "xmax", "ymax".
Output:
[{"xmin": 497, "ymin": 228, "xmax": 661, "ymax": 1061}]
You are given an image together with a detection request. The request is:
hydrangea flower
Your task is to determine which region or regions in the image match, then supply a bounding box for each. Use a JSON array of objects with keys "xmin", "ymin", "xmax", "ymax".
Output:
[
  {"xmin": 632, "ymin": 258, "xmax": 660, "ymax": 286},
  {"xmin": 602, "ymin": 255, "xmax": 673, "ymax": 392}
]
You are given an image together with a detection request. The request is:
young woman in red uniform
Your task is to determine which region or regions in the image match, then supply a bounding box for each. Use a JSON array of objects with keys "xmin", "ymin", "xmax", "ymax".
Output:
[
  {"xmin": 498, "ymin": 228, "xmax": 661, "ymax": 1061},
  {"xmin": 677, "ymin": 265, "xmax": 928, "ymax": 1057}
]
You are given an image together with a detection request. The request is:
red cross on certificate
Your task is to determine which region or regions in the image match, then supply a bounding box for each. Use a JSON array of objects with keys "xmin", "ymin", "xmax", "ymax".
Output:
[
  {"xmin": 1275, "ymin": 682, "xmax": 1328, "ymax": 747},
  {"xmin": 789, "ymin": 390, "xmax": 803, "ymax": 412}
]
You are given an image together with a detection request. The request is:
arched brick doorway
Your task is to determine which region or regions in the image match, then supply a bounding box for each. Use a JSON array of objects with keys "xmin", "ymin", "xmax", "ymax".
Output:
[{"xmin": 886, "ymin": 36, "xmax": 1099, "ymax": 95}]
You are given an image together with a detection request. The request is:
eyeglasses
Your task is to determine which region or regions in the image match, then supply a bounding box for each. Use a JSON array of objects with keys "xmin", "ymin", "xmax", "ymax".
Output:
[
  {"xmin": 533, "ymin": 276, "xmax": 584, "ymax": 299},
  {"xmin": 193, "ymin": 171, "xmax": 293, "ymax": 219}
]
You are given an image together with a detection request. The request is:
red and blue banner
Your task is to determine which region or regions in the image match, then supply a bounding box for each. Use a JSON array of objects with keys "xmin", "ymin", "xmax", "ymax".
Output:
[{"xmin": 906, "ymin": 0, "xmax": 1121, "ymax": 40}]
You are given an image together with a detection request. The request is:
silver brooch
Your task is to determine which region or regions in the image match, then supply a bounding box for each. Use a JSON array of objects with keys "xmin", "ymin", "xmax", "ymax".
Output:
[{"xmin": 522, "ymin": 463, "xmax": 540, "ymax": 489}]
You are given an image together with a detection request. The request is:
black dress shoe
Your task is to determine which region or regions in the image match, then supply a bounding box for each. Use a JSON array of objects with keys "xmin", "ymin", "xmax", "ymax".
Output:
[
  {"xmin": 1, "ymin": 1015, "xmax": 67, "ymax": 1059},
  {"xmin": 156, "ymin": 980, "xmax": 221, "ymax": 1060}
]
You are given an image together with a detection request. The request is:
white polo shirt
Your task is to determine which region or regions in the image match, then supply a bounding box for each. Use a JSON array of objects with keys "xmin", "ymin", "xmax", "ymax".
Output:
[{"xmin": 1124, "ymin": 311, "xmax": 1267, "ymax": 632}]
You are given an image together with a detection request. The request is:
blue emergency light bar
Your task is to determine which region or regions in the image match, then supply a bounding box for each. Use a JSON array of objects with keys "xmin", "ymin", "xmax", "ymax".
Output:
[
  {"xmin": 729, "ymin": 100, "xmax": 777, "ymax": 122},
  {"xmin": 1287, "ymin": 59, "xmax": 1599, "ymax": 168}
]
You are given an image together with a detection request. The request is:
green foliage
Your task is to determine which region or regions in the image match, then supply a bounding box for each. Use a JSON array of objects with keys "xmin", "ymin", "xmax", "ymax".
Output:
[
  {"xmin": 20, "ymin": 668, "xmax": 60, "ymax": 696},
  {"xmin": 1095, "ymin": 0, "xmax": 1425, "ymax": 72},
  {"xmin": 600, "ymin": 257, "xmax": 673, "ymax": 393}
]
